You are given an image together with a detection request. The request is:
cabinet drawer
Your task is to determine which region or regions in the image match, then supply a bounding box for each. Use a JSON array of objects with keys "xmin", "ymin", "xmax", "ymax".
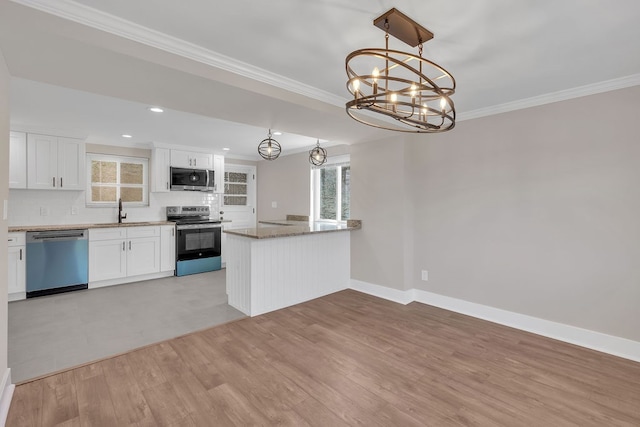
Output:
[
  {"xmin": 8, "ymin": 232, "xmax": 26, "ymax": 247},
  {"xmin": 126, "ymin": 226, "xmax": 160, "ymax": 239},
  {"xmin": 89, "ymin": 227, "xmax": 126, "ymax": 241}
]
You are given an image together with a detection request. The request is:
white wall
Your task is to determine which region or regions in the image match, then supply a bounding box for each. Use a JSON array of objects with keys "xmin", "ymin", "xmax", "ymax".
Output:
[
  {"xmin": 409, "ymin": 86, "xmax": 640, "ymax": 342},
  {"xmin": 8, "ymin": 189, "xmax": 220, "ymax": 226},
  {"xmin": 256, "ymin": 145, "xmax": 350, "ymax": 221},
  {"xmin": 0, "ymin": 49, "xmax": 11, "ymax": 385},
  {"xmin": 350, "ymin": 137, "xmax": 413, "ymax": 291}
]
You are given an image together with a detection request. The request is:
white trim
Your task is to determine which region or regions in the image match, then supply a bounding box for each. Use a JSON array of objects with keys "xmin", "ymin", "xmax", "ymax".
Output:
[
  {"xmin": 9, "ymin": 0, "xmax": 345, "ymax": 108},
  {"xmin": 0, "ymin": 369, "xmax": 15, "ymax": 426},
  {"xmin": 11, "ymin": 2, "xmax": 640, "ymax": 121},
  {"xmin": 349, "ymin": 279, "xmax": 640, "ymax": 363},
  {"xmin": 349, "ymin": 279, "xmax": 415, "ymax": 305},
  {"xmin": 459, "ymin": 73, "xmax": 640, "ymax": 122}
]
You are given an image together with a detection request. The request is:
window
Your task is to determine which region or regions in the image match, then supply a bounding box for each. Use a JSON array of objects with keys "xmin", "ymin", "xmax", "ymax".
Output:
[
  {"xmin": 87, "ymin": 154, "xmax": 148, "ymax": 206},
  {"xmin": 311, "ymin": 155, "xmax": 350, "ymax": 222},
  {"xmin": 224, "ymin": 171, "xmax": 249, "ymax": 206}
]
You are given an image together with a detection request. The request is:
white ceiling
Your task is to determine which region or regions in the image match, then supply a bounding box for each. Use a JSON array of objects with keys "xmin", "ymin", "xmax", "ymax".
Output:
[{"xmin": 1, "ymin": 0, "xmax": 640, "ymax": 160}]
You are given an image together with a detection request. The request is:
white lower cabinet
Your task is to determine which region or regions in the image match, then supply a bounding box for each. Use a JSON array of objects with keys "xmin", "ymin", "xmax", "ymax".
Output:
[
  {"xmin": 90, "ymin": 238, "xmax": 127, "ymax": 282},
  {"xmin": 160, "ymin": 225, "xmax": 176, "ymax": 272},
  {"xmin": 89, "ymin": 226, "xmax": 161, "ymax": 286},
  {"xmin": 8, "ymin": 232, "xmax": 26, "ymax": 301}
]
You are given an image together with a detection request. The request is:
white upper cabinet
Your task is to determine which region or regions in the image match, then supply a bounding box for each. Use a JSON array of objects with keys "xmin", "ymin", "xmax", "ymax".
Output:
[
  {"xmin": 152, "ymin": 148, "xmax": 170, "ymax": 192},
  {"xmin": 9, "ymin": 131, "xmax": 27, "ymax": 189},
  {"xmin": 170, "ymin": 149, "xmax": 213, "ymax": 169},
  {"xmin": 213, "ymin": 154, "xmax": 225, "ymax": 194},
  {"xmin": 26, "ymin": 133, "xmax": 85, "ymax": 190}
]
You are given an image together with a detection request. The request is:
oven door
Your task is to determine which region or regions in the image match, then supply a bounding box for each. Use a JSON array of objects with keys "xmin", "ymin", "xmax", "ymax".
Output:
[{"xmin": 176, "ymin": 224, "xmax": 221, "ymax": 261}]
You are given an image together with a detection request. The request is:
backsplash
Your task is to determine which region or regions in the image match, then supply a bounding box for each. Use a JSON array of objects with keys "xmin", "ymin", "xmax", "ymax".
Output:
[{"xmin": 8, "ymin": 189, "xmax": 220, "ymax": 226}]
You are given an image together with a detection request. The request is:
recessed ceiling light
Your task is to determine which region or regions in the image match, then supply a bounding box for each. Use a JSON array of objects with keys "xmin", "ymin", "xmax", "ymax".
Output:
[
  {"xmin": 273, "ymin": 131, "xmax": 282, "ymax": 135},
  {"xmin": 148, "ymin": 107, "xmax": 164, "ymax": 113},
  {"xmin": 121, "ymin": 134, "xmax": 132, "ymax": 138},
  {"xmin": 223, "ymin": 147, "xmax": 230, "ymax": 151}
]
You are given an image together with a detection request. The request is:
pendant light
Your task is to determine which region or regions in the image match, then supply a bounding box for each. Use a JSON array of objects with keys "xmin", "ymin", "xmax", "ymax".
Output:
[
  {"xmin": 309, "ymin": 140, "xmax": 328, "ymax": 166},
  {"xmin": 258, "ymin": 129, "xmax": 281, "ymax": 160}
]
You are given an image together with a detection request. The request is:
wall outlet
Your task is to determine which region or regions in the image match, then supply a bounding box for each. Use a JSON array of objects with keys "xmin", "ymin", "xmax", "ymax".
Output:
[
  {"xmin": 40, "ymin": 207, "xmax": 50, "ymax": 216},
  {"xmin": 421, "ymin": 270, "xmax": 429, "ymax": 281},
  {"xmin": 71, "ymin": 207, "xmax": 79, "ymax": 215},
  {"xmin": 271, "ymin": 201, "xmax": 278, "ymax": 208}
]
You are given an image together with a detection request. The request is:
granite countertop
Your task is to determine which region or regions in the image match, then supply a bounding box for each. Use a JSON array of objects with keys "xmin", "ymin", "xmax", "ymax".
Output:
[
  {"xmin": 8, "ymin": 221, "xmax": 175, "ymax": 233},
  {"xmin": 224, "ymin": 219, "xmax": 362, "ymax": 239}
]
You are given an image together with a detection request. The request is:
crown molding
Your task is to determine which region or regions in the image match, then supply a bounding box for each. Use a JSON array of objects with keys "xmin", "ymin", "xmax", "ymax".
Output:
[
  {"xmin": 11, "ymin": 1, "xmax": 640, "ymax": 122},
  {"xmin": 458, "ymin": 73, "xmax": 640, "ymax": 122},
  {"xmin": 10, "ymin": 0, "xmax": 347, "ymax": 108}
]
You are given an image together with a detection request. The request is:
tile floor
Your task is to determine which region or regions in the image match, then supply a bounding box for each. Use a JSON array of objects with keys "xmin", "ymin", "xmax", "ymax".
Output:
[{"xmin": 8, "ymin": 269, "xmax": 245, "ymax": 383}]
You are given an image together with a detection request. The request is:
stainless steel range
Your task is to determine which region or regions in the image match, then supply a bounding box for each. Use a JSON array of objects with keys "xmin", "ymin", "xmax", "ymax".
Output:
[{"xmin": 166, "ymin": 206, "xmax": 222, "ymax": 276}]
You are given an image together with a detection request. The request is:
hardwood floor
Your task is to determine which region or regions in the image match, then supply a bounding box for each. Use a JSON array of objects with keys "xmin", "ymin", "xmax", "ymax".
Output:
[{"xmin": 7, "ymin": 290, "xmax": 640, "ymax": 426}]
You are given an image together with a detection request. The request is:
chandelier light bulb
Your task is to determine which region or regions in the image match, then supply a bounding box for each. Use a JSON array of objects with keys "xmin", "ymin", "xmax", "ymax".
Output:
[
  {"xmin": 372, "ymin": 67, "xmax": 379, "ymax": 82},
  {"xmin": 410, "ymin": 84, "xmax": 417, "ymax": 97},
  {"xmin": 353, "ymin": 79, "xmax": 360, "ymax": 92},
  {"xmin": 440, "ymin": 97, "xmax": 447, "ymax": 112}
]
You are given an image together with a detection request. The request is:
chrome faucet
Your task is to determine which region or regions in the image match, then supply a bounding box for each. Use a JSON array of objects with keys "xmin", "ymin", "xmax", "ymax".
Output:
[{"xmin": 118, "ymin": 198, "xmax": 127, "ymax": 223}]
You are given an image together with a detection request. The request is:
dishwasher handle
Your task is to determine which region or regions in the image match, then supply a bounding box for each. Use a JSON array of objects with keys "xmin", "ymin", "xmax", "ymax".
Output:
[{"xmin": 27, "ymin": 229, "xmax": 88, "ymax": 242}]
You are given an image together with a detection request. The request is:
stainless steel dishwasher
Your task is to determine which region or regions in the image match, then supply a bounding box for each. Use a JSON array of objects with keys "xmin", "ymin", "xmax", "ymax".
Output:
[{"xmin": 26, "ymin": 229, "xmax": 89, "ymax": 298}]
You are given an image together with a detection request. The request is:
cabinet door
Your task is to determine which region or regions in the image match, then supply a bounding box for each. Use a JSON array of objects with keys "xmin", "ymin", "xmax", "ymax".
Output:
[
  {"xmin": 127, "ymin": 237, "xmax": 161, "ymax": 277},
  {"xmin": 213, "ymin": 154, "xmax": 225, "ymax": 193},
  {"xmin": 9, "ymin": 131, "xmax": 27, "ymax": 189},
  {"xmin": 170, "ymin": 149, "xmax": 192, "ymax": 168},
  {"xmin": 27, "ymin": 134, "xmax": 58, "ymax": 189},
  {"xmin": 57, "ymin": 137, "xmax": 85, "ymax": 190},
  {"xmin": 160, "ymin": 225, "xmax": 176, "ymax": 272},
  {"xmin": 152, "ymin": 148, "xmax": 170, "ymax": 192},
  {"xmin": 8, "ymin": 246, "xmax": 26, "ymax": 297},
  {"xmin": 89, "ymin": 239, "xmax": 127, "ymax": 282},
  {"xmin": 192, "ymin": 152, "xmax": 213, "ymax": 169}
]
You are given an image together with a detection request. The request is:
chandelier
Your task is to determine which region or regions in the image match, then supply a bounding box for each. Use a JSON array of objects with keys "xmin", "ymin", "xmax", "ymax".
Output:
[
  {"xmin": 345, "ymin": 8, "xmax": 456, "ymax": 133},
  {"xmin": 257, "ymin": 129, "xmax": 281, "ymax": 160},
  {"xmin": 309, "ymin": 140, "xmax": 327, "ymax": 166}
]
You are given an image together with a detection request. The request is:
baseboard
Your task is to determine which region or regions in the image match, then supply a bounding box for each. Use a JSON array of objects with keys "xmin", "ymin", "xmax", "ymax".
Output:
[
  {"xmin": 0, "ymin": 369, "xmax": 15, "ymax": 426},
  {"xmin": 349, "ymin": 279, "xmax": 640, "ymax": 363},
  {"xmin": 349, "ymin": 279, "xmax": 414, "ymax": 305}
]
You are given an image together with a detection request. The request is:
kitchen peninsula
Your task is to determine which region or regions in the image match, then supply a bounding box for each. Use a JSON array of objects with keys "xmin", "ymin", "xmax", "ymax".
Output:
[{"xmin": 224, "ymin": 217, "xmax": 361, "ymax": 316}]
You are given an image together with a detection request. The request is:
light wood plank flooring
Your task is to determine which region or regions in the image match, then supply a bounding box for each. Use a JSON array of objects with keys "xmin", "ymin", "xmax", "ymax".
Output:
[{"xmin": 7, "ymin": 290, "xmax": 640, "ymax": 426}]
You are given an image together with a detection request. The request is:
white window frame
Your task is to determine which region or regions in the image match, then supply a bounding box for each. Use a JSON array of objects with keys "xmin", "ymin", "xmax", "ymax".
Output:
[
  {"xmin": 310, "ymin": 154, "xmax": 350, "ymax": 224},
  {"xmin": 86, "ymin": 154, "xmax": 149, "ymax": 207}
]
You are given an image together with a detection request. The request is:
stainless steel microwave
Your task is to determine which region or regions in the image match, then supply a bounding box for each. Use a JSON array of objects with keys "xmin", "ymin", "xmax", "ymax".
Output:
[{"xmin": 170, "ymin": 167, "xmax": 215, "ymax": 192}]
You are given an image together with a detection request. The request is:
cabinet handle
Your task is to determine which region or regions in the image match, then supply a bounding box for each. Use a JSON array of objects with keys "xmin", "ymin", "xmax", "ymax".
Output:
[
  {"xmin": 60, "ymin": 177, "xmax": 63, "ymax": 188},
  {"xmin": 122, "ymin": 241, "xmax": 125, "ymax": 251},
  {"xmin": 19, "ymin": 249, "xmax": 22, "ymax": 260},
  {"xmin": 166, "ymin": 182, "xmax": 169, "ymax": 190},
  {"xmin": 52, "ymin": 177, "xmax": 56, "ymax": 187},
  {"xmin": 194, "ymin": 159, "xmax": 197, "ymax": 166},
  {"xmin": 129, "ymin": 241, "xmax": 132, "ymax": 250},
  {"xmin": 171, "ymin": 228, "xmax": 174, "ymax": 236}
]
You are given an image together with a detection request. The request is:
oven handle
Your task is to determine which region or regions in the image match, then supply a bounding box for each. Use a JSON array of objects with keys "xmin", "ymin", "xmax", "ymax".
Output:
[{"xmin": 176, "ymin": 224, "xmax": 222, "ymax": 230}]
